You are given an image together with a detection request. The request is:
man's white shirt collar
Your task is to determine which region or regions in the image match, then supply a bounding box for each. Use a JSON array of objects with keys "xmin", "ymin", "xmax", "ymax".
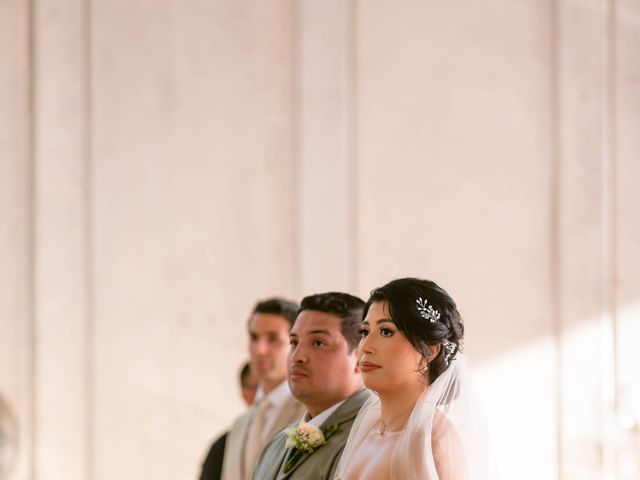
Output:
[
  {"xmin": 254, "ymin": 380, "xmax": 293, "ymax": 443},
  {"xmin": 301, "ymin": 399, "xmax": 346, "ymax": 429},
  {"xmin": 254, "ymin": 379, "xmax": 290, "ymax": 407},
  {"xmin": 263, "ymin": 380, "xmax": 290, "ymax": 408}
]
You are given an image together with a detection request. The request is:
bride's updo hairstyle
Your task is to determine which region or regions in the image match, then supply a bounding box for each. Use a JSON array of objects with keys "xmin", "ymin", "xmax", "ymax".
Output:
[{"xmin": 363, "ymin": 277, "xmax": 464, "ymax": 384}]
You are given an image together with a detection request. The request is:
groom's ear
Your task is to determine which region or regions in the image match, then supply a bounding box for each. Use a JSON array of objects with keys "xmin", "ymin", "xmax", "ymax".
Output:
[
  {"xmin": 349, "ymin": 348, "xmax": 361, "ymax": 374},
  {"xmin": 354, "ymin": 358, "xmax": 361, "ymax": 374}
]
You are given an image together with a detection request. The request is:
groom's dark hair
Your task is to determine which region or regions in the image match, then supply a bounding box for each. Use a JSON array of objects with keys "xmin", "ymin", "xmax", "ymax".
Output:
[
  {"xmin": 298, "ymin": 292, "xmax": 365, "ymax": 352},
  {"xmin": 251, "ymin": 298, "xmax": 299, "ymax": 327}
]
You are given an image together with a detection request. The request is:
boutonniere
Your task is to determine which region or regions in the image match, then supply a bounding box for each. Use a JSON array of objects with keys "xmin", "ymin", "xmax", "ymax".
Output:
[{"xmin": 282, "ymin": 423, "xmax": 338, "ymax": 473}]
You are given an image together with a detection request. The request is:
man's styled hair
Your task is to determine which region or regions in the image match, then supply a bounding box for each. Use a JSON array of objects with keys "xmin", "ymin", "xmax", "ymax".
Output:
[
  {"xmin": 298, "ymin": 292, "xmax": 365, "ymax": 351},
  {"xmin": 251, "ymin": 297, "xmax": 300, "ymax": 327}
]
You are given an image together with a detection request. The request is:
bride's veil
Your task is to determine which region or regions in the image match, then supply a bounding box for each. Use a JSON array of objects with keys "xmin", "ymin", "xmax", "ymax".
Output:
[{"xmin": 334, "ymin": 354, "xmax": 491, "ymax": 479}]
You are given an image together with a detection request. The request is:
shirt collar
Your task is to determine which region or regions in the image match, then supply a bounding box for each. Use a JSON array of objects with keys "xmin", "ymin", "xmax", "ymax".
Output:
[
  {"xmin": 259, "ymin": 379, "xmax": 291, "ymax": 408},
  {"xmin": 301, "ymin": 399, "xmax": 346, "ymax": 429}
]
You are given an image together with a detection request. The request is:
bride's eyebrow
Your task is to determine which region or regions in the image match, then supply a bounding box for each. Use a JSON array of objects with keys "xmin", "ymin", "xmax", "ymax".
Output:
[{"xmin": 376, "ymin": 318, "xmax": 394, "ymax": 325}]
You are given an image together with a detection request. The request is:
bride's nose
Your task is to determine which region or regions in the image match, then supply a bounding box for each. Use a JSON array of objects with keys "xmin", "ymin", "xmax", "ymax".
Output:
[{"xmin": 359, "ymin": 334, "xmax": 374, "ymax": 354}]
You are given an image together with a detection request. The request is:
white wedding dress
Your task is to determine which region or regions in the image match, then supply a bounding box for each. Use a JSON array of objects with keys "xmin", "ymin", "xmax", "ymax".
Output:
[{"xmin": 334, "ymin": 354, "xmax": 491, "ymax": 480}]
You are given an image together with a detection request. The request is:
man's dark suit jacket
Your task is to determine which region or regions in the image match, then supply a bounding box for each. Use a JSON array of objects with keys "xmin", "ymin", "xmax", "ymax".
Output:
[{"xmin": 199, "ymin": 432, "xmax": 227, "ymax": 480}]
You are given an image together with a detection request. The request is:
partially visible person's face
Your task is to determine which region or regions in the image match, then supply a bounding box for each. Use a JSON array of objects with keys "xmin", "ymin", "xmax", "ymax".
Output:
[
  {"xmin": 288, "ymin": 310, "xmax": 361, "ymax": 416},
  {"xmin": 358, "ymin": 301, "xmax": 424, "ymax": 394},
  {"xmin": 240, "ymin": 367, "xmax": 258, "ymax": 406},
  {"xmin": 248, "ymin": 313, "xmax": 291, "ymax": 388}
]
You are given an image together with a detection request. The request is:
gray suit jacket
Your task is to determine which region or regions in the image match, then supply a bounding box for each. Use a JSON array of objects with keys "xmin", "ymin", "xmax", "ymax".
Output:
[
  {"xmin": 251, "ymin": 389, "xmax": 372, "ymax": 480},
  {"xmin": 222, "ymin": 394, "xmax": 306, "ymax": 480}
]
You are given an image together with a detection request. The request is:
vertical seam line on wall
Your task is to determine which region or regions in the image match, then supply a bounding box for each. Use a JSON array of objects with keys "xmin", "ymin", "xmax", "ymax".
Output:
[
  {"xmin": 347, "ymin": 0, "xmax": 358, "ymax": 295},
  {"xmin": 27, "ymin": 0, "xmax": 37, "ymax": 477},
  {"xmin": 605, "ymin": 0, "xmax": 619, "ymax": 414},
  {"xmin": 601, "ymin": 0, "xmax": 619, "ymax": 475},
  {"xmin": 83, "ymin": 0, "xmax": 94, "ymax": 478},
  {"xmin": 549, "ymin": 1, "xmax": 563, "ymax": 479},
  {"xmin": 609, "ymin": 0, "xmax": 619, "ymax": 416},
  {"xmin": 291, "ymin": 0, "xmax": 301, "ymax": 298}
]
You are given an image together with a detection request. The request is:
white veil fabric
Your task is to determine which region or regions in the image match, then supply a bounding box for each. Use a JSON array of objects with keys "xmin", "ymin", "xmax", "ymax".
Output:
[{"xmin": 334, "ymin": 354, "xmax": 491, "ymax": 480}]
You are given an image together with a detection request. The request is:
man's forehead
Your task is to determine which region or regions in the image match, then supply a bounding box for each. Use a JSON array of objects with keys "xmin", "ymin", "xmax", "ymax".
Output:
[
  {"xmin": 248, "ymin": 312, "xmax": 291, "ymax": 332},
  {"xmin": 291, "ymin": 310, "xmax": 342, "ymax": 335}
]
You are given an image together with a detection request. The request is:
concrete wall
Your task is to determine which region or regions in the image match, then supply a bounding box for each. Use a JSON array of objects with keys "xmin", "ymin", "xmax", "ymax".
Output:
[{"xmin": 0, "ymin": 1, "xmax": 638, "ymax": 479}]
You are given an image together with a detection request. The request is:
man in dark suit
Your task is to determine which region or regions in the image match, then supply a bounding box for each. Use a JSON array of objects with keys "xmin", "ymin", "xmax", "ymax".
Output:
[{"xmin": 251, "ymin": 292, "xmax": 371, "ymax": 480}]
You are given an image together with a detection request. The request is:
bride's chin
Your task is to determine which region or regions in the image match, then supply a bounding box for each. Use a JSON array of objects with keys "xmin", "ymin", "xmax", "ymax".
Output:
[{"xmin": 362, "ymin": 376, "xmax": 387, "ymax": 392}]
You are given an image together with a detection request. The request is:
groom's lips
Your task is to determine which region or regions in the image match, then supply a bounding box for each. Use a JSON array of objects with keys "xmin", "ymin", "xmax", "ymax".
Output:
[
  {"xmin": 288, "ymin": 367, "xmax": 309, "ymax": 380},
  {"xmin": 359, "ymin": 361, "xmax": 381, "ymax": 372}
]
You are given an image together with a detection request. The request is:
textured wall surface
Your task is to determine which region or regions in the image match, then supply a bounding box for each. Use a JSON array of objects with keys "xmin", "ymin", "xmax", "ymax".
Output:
[{"xmin": 0, "ymin": 1, "xmax": 638, "ymax": 479}]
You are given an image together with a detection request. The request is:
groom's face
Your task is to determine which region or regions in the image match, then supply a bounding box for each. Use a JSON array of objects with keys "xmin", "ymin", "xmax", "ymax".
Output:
[{"xmin": 288, "ymin": 310, "xmax": 361, "ymax": 417}]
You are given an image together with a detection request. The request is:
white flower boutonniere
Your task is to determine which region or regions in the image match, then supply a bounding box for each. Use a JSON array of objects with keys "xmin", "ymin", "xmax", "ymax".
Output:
[
  {"xmin": 284, "ymin": 422, "xmax": 326, "ymax": 453},
  {"xmin": 282, "ymin": 423, "xmax": 338, "ymax": 473}
]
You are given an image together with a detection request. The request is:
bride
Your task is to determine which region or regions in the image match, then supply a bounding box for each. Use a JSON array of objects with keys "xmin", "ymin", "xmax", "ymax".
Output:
[{"xmin": 334, "ymin": 278, "xmax": 490, "ymax": 480}]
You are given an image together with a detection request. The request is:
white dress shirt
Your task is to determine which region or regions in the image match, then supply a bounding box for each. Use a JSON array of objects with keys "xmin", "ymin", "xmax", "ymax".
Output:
[
  {"xmin": 301, "ymin": 399, "xmax": 346, "ymax": 429},
  {"xmin": 257, "ymin": 380, "xmax": 292, "ymax": 443}
]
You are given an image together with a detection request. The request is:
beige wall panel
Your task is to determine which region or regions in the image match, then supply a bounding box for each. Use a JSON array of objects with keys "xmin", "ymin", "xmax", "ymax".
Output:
[
  {"xmin": 615, "ymin": 1, "xmax": 640, "ymax": 478},
  {"xmin": 0, "ymin": 3, "xmax": 32, "ymax": 480},
  {"xmin": 355, "ymin": 2, "xmax": 555, "ymax": 478},
  {"xmin": 32, "ymin": 0, "xmax": 89, "ymax": 479},
  {"xmin": 91, "ymin": 1, "xmax": 295, "ymax": 478},
  {"xmin": 556, "ymin": 2, "xmax": 610, "ymax": 478},
  {"xmin": 296, "ymin": 0, "xmax": 355, "ymax": 296}
]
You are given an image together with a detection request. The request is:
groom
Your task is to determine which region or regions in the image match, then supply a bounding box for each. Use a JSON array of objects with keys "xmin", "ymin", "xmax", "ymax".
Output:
[{"xmin": 251, "ymin": 292, "xmax": 371, "ymax": 480}]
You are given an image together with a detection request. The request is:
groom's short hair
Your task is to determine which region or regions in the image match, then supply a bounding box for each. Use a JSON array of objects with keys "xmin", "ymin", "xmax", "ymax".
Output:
[
  {"xmin": 298, "ymin": 292, "xmax": 365, "ymax": 352},
  {"xmin": 250, "ymin": 297, "xmax": 299, "ymax": 327}
]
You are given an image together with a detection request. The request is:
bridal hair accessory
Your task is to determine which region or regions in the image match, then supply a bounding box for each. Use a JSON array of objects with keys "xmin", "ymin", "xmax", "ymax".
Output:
[
  {"xmin": 416, "ymin": 297, "xmax": 441, "ymax": 323},
  {"xmin": 283, "ymin": 423, "xmax": 338, "ymax": 473},
  {"xmin": 443, "ymin": 339, "xmax": 457, "ymax": 365},
  {"xmin": 416, "ymin": 298, "xmax": 457, "ymax": 365}
]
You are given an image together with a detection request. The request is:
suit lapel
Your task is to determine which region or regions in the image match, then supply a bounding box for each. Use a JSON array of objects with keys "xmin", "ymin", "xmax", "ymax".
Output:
[
  {"xmin": 221, "ymin": 409, "xmax": 253, "ymax": 480},
  {"xmin": 276, "ymin": 389, "xmax": 371, "ymax": 479},
  {"xmin": 265, "ymin": 396, "xmax": 301, "ymax": 442}
]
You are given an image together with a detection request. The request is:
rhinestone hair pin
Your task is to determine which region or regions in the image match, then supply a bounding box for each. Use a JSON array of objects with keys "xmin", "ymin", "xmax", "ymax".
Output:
[
  {"xmin": 443, "ymin": 339, "xmax": 456, "ymax": 365},
  {"xmin": 416, "ymin": 297, "xmax": 441, "ymax": 323}
]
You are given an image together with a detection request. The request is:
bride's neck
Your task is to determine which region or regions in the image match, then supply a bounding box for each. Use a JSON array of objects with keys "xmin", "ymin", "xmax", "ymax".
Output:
[{"xmin": 378, "ymin": 382, "xmax": 427, "ymax": 430}]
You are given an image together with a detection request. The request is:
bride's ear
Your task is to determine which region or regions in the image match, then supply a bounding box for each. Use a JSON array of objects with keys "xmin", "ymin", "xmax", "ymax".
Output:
[{"xmin": 427, "ymin": 343, "xmax": 441, "ymax": 363}]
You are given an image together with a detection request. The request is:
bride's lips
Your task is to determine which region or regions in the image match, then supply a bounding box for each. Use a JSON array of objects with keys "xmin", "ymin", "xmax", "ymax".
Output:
[{"xmin": 359, "ymin": 361, "xmax": 381, "ymax": 372}]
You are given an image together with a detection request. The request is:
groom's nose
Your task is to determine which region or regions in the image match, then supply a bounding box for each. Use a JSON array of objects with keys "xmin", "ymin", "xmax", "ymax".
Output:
[{"xmin": 290, "ymin": 343, "xmax": 307, "ymax": 364}]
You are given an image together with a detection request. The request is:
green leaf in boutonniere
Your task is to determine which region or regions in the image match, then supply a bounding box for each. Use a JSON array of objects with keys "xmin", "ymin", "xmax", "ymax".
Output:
[{"xmin": 282, "ymin": 423, "xmax": 339, "ymax": 474}]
